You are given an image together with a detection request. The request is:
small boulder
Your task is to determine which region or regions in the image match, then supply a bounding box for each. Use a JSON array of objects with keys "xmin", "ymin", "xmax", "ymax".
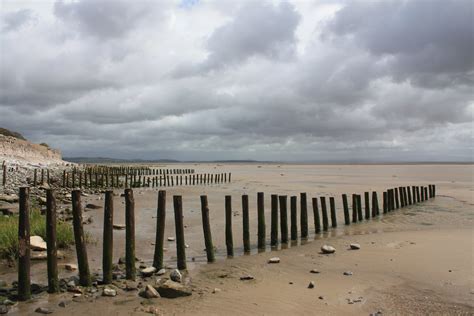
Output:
[
  {"xmin": 169, "ymin": 269, "xmax": 182, "ymax": 283},
  {"xmin": 30, "ymin": 236, "xmax": 47, "ymax": 251},
  {"xmin": 321, "ymin": 245, "xmax": 336, "ymax": 254},
  {"xmin": 102, "ymin": 287, "xmax": 117, "ymax": 297},
  {"xmin": 310, "ymin": 269, "xmax": 320, "ymax": 274},
  {"xmin": 140, "ymin": 267, "xmax": 157, "ymax": 277},
  {"xmin": 343, "ymin": 271, "xmax": 353, "ymax": 276},
  {"xmin": 212, "ymin": 288, "xmax": 221, "ymax": 294},
  {"xmin": 140, "ymin": 285, "xmax": 160, "ymax": 299},
  {"xmin": 308, "ymin": 281, "xmax": 315, "ymax": 289},
  {"xmin": 0, "ymin": 195, "xmax": 18, "ymax": 203},
  {"xmin": 167, "ymin": 237, "xmax": 175, "ymax": 242},
  {"xmin": 268, "ymin": 257, "xmax": 280, "ymax": 264},
  {"xmin": 35, "ymin": 307, "xmax": 52, "ymax": 314},
  {"xmin": 350, "ymin": 243, "xmax": 361, "ymax": 250},
  {"xmin": 156, "ymin": 269, "xmax": 166, "ymax": 276},
  {"xmin": 155, "ymin": 280, "xmax": 191, "ymax": 298},
  {"xmin": 64, "ymin": 263, "xmax": 77, "ymax": 271}
]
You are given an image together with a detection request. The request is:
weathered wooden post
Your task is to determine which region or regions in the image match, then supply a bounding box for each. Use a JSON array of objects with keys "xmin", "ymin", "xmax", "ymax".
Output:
[
  {"xmin": 41, "ymin": 169, "xmax": 45, "ymax": 184},
  {"xmin": 46, "ymin": 189, "xmax": 59, "ymax": 293},
  {"xmin": 424, "ymin": 187, "xmax": 428, "ymax": 200},
  {"xmin": 72, "ymin": 190, "xmax": 91, "ymax": 286},
  {"xmin": 326, "ymin": 197, "xmax": 336, "ymax": 228},
  {"xmin": 2, "ymin": 162, "xmax": 6, "ymax": 186},
  {"xmin": 389, "ymin": 189, "xmax": 395, "ymax": 211},
  {"xmin": 342, "ymin": 194, "xmax": 350, "ymax": 225},
  {"xmin": 412, "ymin": 186, "xmax": 416, "ymax": 204},
  {"xmin": 383, "ymin": 191, "xmax": 388, "ymax": 213},
  {"xmin": 357, "ymin": 195, "xmax": 363, "ymax": 221},
  {"xmin": 257, "ymin": 192, "xmax": 266, "ymax": 250},
  {"xmin": 352, "ymin": 194, "xmax": 358, "ymax": 222},
  {"xmin": 18, "ymin": 187, "xmax": 31, "ymax": 301},
  {"xmin": 300, "ymin": 193, "xmax": 308, "ymax": 238},
  {"xmin": 102, "ymin": 191, "xmax": 114, "ymax": 284},
  {"xmin": 225, "ymin": 195, "xmax": 234, "ymax": 257},
  {"xmin": 242, "ymin": 195, "xmax": 250, "ymax": 253},
  {"xmin": 279, "ymin": 195, "xmax": 288, "ymax": 243},
  {"xmin": 432, "ymin": 184, "xmax": 436, "ymax": 197},
  {"xmin": 372, "ymin": 191, "xmax": 379, "ymax": 216},
  {"xmin": 200, "ymin": 195, "xmax": 215, "ymax": 262},
  {"xmin": 312, "ymin": 198, "xmax": 321, "ymax": 233},
  {"xmin": 407, "ymin": 186, "xmax": 412, "ymax": 204},
  {"xmin": 153, "ymin": 190, "xmax": 166, "ymax": 269},
  {"xmin": 320, "ymin": 196, "xmax": 329, "ymax": 231},
  {"xmin": 174, "ymin": 195, "xmax": 187, "ymax": 270},
  {"xmin": 33, "ymin": 169, "xmax": 37, "ymax": 187},
  {"xmin": 364, "ymin": 192, "xmax": 370, "ymax": 219},
  {"xmin": 124, "ymin": 189, "xmax": 136, "ymax": 280},
  {"xmin": 395, "ymin": 188, "xmax": 400, "ymax": 209},
  {"xmin": 416, "ymin": 186, "xmax": 421, "ymax": 202},
  {"xmin": 229, "ymin": 173, "xmax": 232, "ymax": 182},
  {"xmin": 270, "ymin": 194, "xmax": 278, "ymax": 247},
  {"xmin": 290, "ymin": 196, "xmax": 297, "ymax": 241}
]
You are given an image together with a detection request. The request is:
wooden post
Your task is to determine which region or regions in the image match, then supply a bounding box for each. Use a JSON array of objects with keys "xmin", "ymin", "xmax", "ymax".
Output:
[
  {"xmin": 46, "ymin": 189, "xmax": 59, "ymax": 293},
  {"xmin": 242, "ymin": 195, "xmax": 250, "ymax": 253},
  {"xmin": 229, "ymin": 173, "xmax": 232, "ymax": 182},
  {"xmin": 300, "ymin": 193, "xmax": 308, "ymax": 239},
  {"xmin": 364, "ymin": 192, "xmax": 370, "ymax": 219},
  {"xmin": 153, "ymin": 190, "xmax": 166, "ymax": 270},
  {"xmin": 225, "ymin": 195, "xmax": 234, "ymax": 257},
  {"xmin": 102, "ymin": 191, "xmax": 114, "ymax": 284},
  {"xmin": 125, "ymin": 189, "xmax": 136, "ymax": 280},
  {"xmin": 416, "ymin": 186, "xmax": 421, "ymax": 202},
  {"xmin": 320, "ymin": 196, "xmax": 329, "ymax": 231},
  {"xmin": 395, "ymin": 188, "xmax": 400, "ymax": 209},
  {"xmin": 342, "ymin": 194, "xmax": 350, "ymax": 225},
  {"xmin": 2, "ymin": 163, "xmax": 6, "ymax": 186},
  {"xmin": 18, "ymin": 187, "xmax": 31, "ymax": 301},
  {"xmin": 174, "ymin": 196, "xmax": 187, "ymax": 270},
  {"xmin": 257, "ymin": 192, "xmax": 266, "ymax": 250},
  {"xmin": 371, "ymin": 192, "xmax": 379, "ymax": 216},
  {"xmin": 72, "ymin": 190, "xmax": 91, "ymax": 287},
  {"xmin": 352, "ymin": 194, "xmax": 358, "ymax": 222},
  {"xmin": 407, "ymin": 186, "xmax": 412, "ymax": 204},
  {"xmin": 200, "ymin": 195, "xmax": 215, "ymax": 262},
  {"xmin": 403, "ymin": 187, "xmax": 408, "ymax": 206},
  {"xmin": 270, "ymin": 194, "xmax": 278, "ymax": 247},
  {"xmin": 312, "ymin": 197, "xmax": 321, "ymax": 233},
  {"xmin": 41, "ymin": 169, "xmax": 45, "ymax": 184},
  {"xmin": 424, "ymin": 187, "xmax": 428, "ymax": 200},
  {"xmin": 357, "ymin": 194, "xmax": 363, "ymax": 220},
  {"xmin": 383, "ymin": 191, "xmax": 388, "ymax": 213},
  {"xmin": 290, "ymin": 196, "xmax": 297, "ymax": 241},
  {"xmin": 279, "ymin": 195, "xmax": 288, "ymax": 243},
  {"xmin": 412, "ymin": 186, "xmax": 416, "ymax": 204},
  {"xmin": 329, "ymin": 197, "xmax": 337, "ymax": 228},
  {"xmin": 33, "ymin": 169, "xmax": 37, "ymax": 187},
  {"xmin": 432, "ymin": 184, "xmax": 436, "ymax": 197}
]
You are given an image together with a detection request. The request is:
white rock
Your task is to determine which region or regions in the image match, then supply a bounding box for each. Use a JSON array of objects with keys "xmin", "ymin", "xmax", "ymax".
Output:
[
  {"xmin": 170, "ymin": 269, "xmax": 182, "ymax": 283},
  {"xmin": 30, "ymin": 236, "xmax": 47, "ymax": 251},
  {"xmin": 321, "ymin": 245, "xmax": 336, "ymax": 254},
  {"xmin": 141, "ymin": 284, "xmax": 160, "ymax": 299},
  {"xmin": 268, "ymin": 257, "xmax": 280, "ymax": 264},
  {"xmin": 350, "ymin": 243, "xmax": 361, "ymax": 250},
  {"xmin": 64, "ymin": 263, "xmax": 78, "ymax": 271},
  {"xmin": 102, "ymin": 287, "xmax": 117, "ymax": 297},
  {"xmin": 140, "ymin": 267, "xmax": 157, "ymax": 277},
  {"xmin": 167, "ymin": 237, "xmax": 175, "ymax": 241},
  {"xmin": 156, "ymin": 269, "xmax": 166, "ymax": 276}
]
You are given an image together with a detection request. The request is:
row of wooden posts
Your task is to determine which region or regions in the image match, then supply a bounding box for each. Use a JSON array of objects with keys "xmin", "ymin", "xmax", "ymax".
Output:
[
  {"xmin": 58, "ymin": 172, "xmax": 232, "ymax": 189},
  {"xmin": 82, "ymin": 166, "xmax": 195, "ymax": 176},
  {"xmin": 15, "ymin": 184, "xmax": 436, "ymax": 301}
]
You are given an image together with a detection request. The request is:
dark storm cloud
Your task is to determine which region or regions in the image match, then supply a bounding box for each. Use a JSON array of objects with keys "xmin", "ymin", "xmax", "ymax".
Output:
[
  {"xmin": 0, "ymin": 0, "xmax": 472, "ymax": 161},
  {"xmin": 1, "ymin": 9, "xmax": 34, "ymax": 32}
]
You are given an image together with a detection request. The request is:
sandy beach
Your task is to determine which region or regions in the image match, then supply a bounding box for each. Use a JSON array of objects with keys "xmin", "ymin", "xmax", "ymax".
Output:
[{"xmin": 2, "ymin": 163, "xmax": 473, "ymax": 315}]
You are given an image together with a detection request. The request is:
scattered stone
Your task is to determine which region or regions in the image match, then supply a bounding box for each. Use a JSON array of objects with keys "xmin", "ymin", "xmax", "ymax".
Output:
[
  {"xmin": 169, "ymin": 269, "xmax": 182, "ymax": 283},
  {"xmin": 268, "ymin": 257, "xmax": 280, "ymax": 264},
  {"xmin": 321, "ymin": 245, "xmax": 336, "ymax": 254},
  {"xmin": 240, "ymin": 275, "xmax": 255, "ymax": 281},
  {"xmin": 155, "ymin": 280, "xmax": 192, "ymax": 298},
  {"xmin": 0, "ymin": 306, "xmax": 8, "ymax": 315},
  {"xmin": 64, "ymin": 263, "xmax": 78, "ymax": 271},
  {"xmin": 212, "ymin": 288, "xmax": 221, "ymax": 294},
  {"xmin": 156, "ymin": 269, "xmax": 166, "ymax": 276},
  {"xmin": 58, "ymin": 301, "xmax": 70, "ymax": 308},
  {"xmin": 35, "ymin": 307, "xmax": 52, "ymax": 314},
  {"xmin": 343, "ymin": 271, "xmax": 353, "ymax": 276},
  {"xmin": 85, "ymin": 203, "xmax": 101, "ymax": 209},
  {"xmin": 318, "ymin": 295, "xmax": 324, "ymax": 300},
  {"xmin": 30, "ymin": 236, "xmax": 47, "ymax": 251},
  {"xmin": 308, "ymin": 281, "xmax": 315, "ymax": 289},
  {"xmin": 167, "ymin": 237, "xmax": 175, "ymax": 242},
  {"xmin": 141, "ymin": 267, "xmax": 157, "ymax": 277},
  {"xmin": 140, "ymin": 285, "xmax": 160, "ymax": 299},
  {"xmin": 310, "ymin": 269, "xmax": 320, "ymax": 274},
  {"xmin": 113, "ymin": 224, "xmax": 126, "ymax": 230},
  {"xmin": 102, "ymin": 287, "xmax": 117, "ymax": 297},
  {"xmin": 350, "ymin": 243, "xmax": 361, "ymax": 250}
]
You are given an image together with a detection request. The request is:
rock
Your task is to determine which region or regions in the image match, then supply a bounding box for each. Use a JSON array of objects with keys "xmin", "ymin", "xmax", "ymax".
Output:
[
  {"xmin": 268, "ymin": 257, "xmax": 280, "ymax": 264},
  {"xmin": 350, "ymin": 243, "xmax": 361, "ymax": 250},
  {"xmin": 169, "ymin": 269, "xmax": 182, "ymax": 283},
  {"xmin": 310, "ymin": 269, "xmax": 320, "ymax": 274},
  {"xmin": 113, "ymin": 224, "xmax": 126, "ymax": 230},
  {"xmin": 318, "ymin": 295, "xmax": 324, "ymax": 300},
  {"xmin": 140, "ymin": 285, "xmax": 160, "ymax": 299},
  {"xmin": 308, "ymin": 281, "xmax": 315, "ymax": 289},
  {"xmin": 38, "ymin": 197, "xmax": 47, "ymax": 205},
  {"xmin": 240, "ymin": 275, "xmax": 255, "ymax": 281},
  {"xmin": 0, "ymin": 195, "xmax": 18, "ymax": 203},
  {"xmin": 58, "ymin": 301, "xmax": 70, "ymax": 308},
  {"xmin": 102, "ymin": 287, "xmax": 117, "ymax": 297},
  {"xmin": 212, "ymin": 288, "xmax": 221, "ymax": 293},
  {"xmin": 155, "ymin": 280, "xmax": 192, "ymax": 298},
  {"xmin": 30, "ymin": 236, "xmax": 47, "ymax": 251},
  {"xmin": 140, "ymin": 267, "xmax": 157, "ymax": 277},
  {"xmin": 35, "ymin": 307, "xmax": 53, "ymax": 314},
  {"xmin": 321, "ymin": 245, "xmax": 336, "ymax": 254},
  {"xmin": 124, "ymin": 281, "xmax": 139, "ymax": 291},
  {"xmin": 167, "ymin": 237, "xmax": 175, "ymax": 242},
  {"xmin": 0, "ymin": 306, "xmax": 8, "ymax": 315},
  {"xmin": 0, "ymin": 280, "xmax": 7, "ymax": 288},
  {"xmin": 0, "ymin": 208, "xmax": 14, "ymax": 216},
  {"xmin": 85, "ymin": 203, "xmax": 101, "ymax": 209},
  {"xmin": 64, "ymin": 263, "xmax": 78, "ymax": 271},
  {"xmin": 343, "ymin": 271, "xmax": 353, "ymax": 276},
  {"xmin": 156, "ymin": 269, "xmax": 166, "ymax": 276}
]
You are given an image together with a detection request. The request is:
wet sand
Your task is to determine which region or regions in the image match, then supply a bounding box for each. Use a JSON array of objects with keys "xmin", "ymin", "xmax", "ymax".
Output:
[{"xmin": 3, "ymin": 163, "xmax": 473, "ymax": 315}]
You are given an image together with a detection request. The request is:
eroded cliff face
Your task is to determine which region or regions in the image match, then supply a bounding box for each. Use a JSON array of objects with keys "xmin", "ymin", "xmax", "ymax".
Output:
[{"xmin": 0, "ymin": 135, "xmax": 64, "ymax": 165}]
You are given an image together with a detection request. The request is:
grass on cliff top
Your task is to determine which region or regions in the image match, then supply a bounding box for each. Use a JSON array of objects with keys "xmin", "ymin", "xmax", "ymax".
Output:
[{"xmin": 0, "ymin": 205, "xmax": 75, "ymax": 260}]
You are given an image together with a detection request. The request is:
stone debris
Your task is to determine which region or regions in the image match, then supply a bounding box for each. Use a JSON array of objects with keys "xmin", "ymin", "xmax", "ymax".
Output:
[
  {"xmin": 310, "ymin": 269, "xmax": 320, "ymax": 274},
  {"xmin": 321, "ymin": 245, "xmax": 336, "ymax": 254},
  {"xmin": 30, "ymin": 236, "xmax": 47, "ymax": 251},
  {"xmin": 169, "ymin": 269, "xmax": 182, "ymax": 283},
  {"xmin": 140, "ymin": 285, "xmax": 160, "ymax": 299},
  {"xmin": 350, "ymin": 243, "xmax": 361, "ymax": 250},
  {"xmin": 155, "ymin": 280, "xmax": 192, "ymax": 298},
  {"xmin": 102, "ymin": 287, "xmax": 117, "ymax": 297},
  {"xmin": 167, "ymin": 237, "xmax": 175, "ymax": 242},
  {"xmin": 141, "ymin": 267, "xmax": 157, "ymax": 277},
  {"xmin": 268, "ymin": 257, "xmax": 280, "ymax": 264},
  {"xmin": 343, "ymin": 271, "xmax": 353, "ymax": 276}
]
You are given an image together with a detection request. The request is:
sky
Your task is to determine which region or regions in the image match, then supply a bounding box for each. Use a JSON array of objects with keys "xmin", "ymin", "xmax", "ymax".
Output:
[{"xmin": 0, "ymin": 0, "xmax": 472, "ymax": 162}]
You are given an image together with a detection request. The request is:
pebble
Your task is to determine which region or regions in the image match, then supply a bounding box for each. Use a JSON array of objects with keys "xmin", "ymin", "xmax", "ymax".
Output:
[
  {"xmin": 113, "ymin": 224, "xmax": 126, "ymax": 230},
  {"xmin": 240, "ymin": 275, "xmax": 255, "ymax": 281},
  {"xmin": 140, "ymin": 267, "xmax": 157, "ymax": 277},
  {"xmin": 350, "ymin": 243, "xmax": 361, "ymax": 250},
  {"xmin": 343, "ymin": 271, "xmax": 353, "ymax": 276},
  {"xmin": 212, "ymin": 288, "xmax": 221, "ymax": 294},
  {"xmin": 156, "ymin": 268, "xmax": 166, "ymax": 276},
  {"xmin": 310, "ymin": 269, "xmax": 320, "ymax": 274},
  {"xmin": 167, "ymin": 237, "xmax": 175, "ymax": 242},
  {"xmin": 102, "ymin": 287, "xmax": 117, "ymax": 297},
  {"xmin": 308, "ymin": 281, "xmax": 315, "ymax": 289},
  {"xmin": 268, "ymin": 257, "xmax": 280, "ymax": 264},
  {"xmin": 35, "ymin": 307, "xmax": 53, "ymax": 314},
  {"xmin": 140, "ymin": 285, "xmax": 160, "ymax": 299},
  {"xmin": 321, "ymin": 245, "xmax": 336, "ymax": 254},
  {"xmin": 58, "ymin": 301, "xmax": 70, "ymax": 308},
  {"xmin": 170, "ymin": 269, "xmax": 182, "ymax": 283},
  {"xmin": 64, "ymin": 263, "xmax": 78, "ymax": 271},
  {"xmin": 318, "ymin": 295, "xmax": 324, "ymax": 300}
]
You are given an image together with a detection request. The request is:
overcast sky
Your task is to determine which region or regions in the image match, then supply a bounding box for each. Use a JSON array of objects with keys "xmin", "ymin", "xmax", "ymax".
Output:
[{"xmin": 0, "ymin": 0, "xmax": 472, "ymax": 162}]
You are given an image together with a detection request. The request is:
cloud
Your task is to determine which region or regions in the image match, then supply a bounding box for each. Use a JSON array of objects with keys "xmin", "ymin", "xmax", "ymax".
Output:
[{"xmin": 1, "ymin": 9, "xmax": 34, "ymax": 32}]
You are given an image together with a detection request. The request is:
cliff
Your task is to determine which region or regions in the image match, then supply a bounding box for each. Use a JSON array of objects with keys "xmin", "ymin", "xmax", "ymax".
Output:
[{"xmin": 0, "ymin": 134, "xmax": 64, "ymax": 166}]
